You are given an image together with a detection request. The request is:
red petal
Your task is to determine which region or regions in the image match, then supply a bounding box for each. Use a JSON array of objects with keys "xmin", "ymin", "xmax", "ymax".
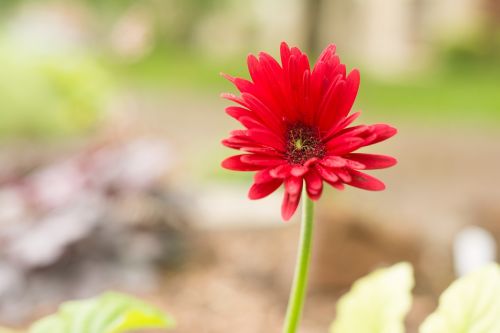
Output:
[
  {"xmin": 282, "ymin": 178, "xmax": 303, "ymax": 221},
  {"xmin": 337, "ymin": 69, "xmax": 360, "ymax": 120},
  {"xmin": 240, "ymin": 154, "xmax": 283, "ymax": 167},
  {"xmin": 221, "ymin": 73, "xmax": 254, "ymax": 93},
  {"xmin": 297, "ymin": 52, "xmax": 311, "ymax": 72},
  {"xmin": 327, "ymin": 137, "xmax": 365, "ymax": 155},
  {"xmin": 225, "ymin": 106, "xmax": 253, "ymax": 120},
  {"xmin": 345, "ymin": 160, "xmax": 366, "ymax": 170},
  {"xmin": 346, "ymin": 170, "xmax": 386, "ymax": 191},
  {"xmin": 270, "ymin": 164, "xmax": 292, "ymax": 178},
  {"xmin": 339, "ymin": 111, "xmax": 362, "ymax": 129},
  {"xmin": 299, "ymin": 70, "xmax": 312, "ymax": 123},
  {"xmin": 325, "ymin": 125, "xmax": 369, "ymax": 146},
  {"xmin": 247, "ymin": 128, "xmax": 285, "ymax": 151},
  {"xmin": 304, "ymin": 169, "xmax": 323, "ymax": 200},
  {"xmin": 254, "ymin": 168, "xmax": 275, "ymax": 184},
  {"xmin": 320, "ymin": 156, "xmax": 346, "ymax": 168},
  {"xmin": 239, "ymin": 116, "xmax": 266, "ymax": 129},
  {"xmin": 367, "ymin": 124, "xmax": 398, "ymax": 145},
  {"xmin": 221, "ymin": 92, "xmax": 245, "ymax": 105},
  {"xmin": 247, "ymin": 54, "xmax": 262, "ymax": 83},
  {"xmin": 309, "ymin": 62, "xmax": 326, "ymax": 120},
  {"xmin": 241, "ymin": 93, "xmax": 283, "ymax": 132},
  {"xmin": 221, "ymin": 155, "xmax": 263, "ymax": 171},
  {"xmin": 330, "ymin": 181, "xmax": 345, "ymax": 190},
  {"xmin": 280, "ymin": 42, "xmax": 291, "ymax": 70},
  {"xmin": 222, "ymin": 137, "xmax": 260, "ymax": 149},
  {"xmin": 322, "ymin": 111, "xmax": 362, "ymax": 142},
  {"xmin": 222, "ymin": 92, "xmax": 282, "ymax": 133},
  {"xmin": 229, "ymin": 129, "xmax": 247, "ymax": 137},
  {"xmin": 317, "ymin": 44, "xmax": 337, "ymax": 63},
  {"xmin": 317, "ymin": 76, "xmax": 345, "ymax": 128},
  {"xmin": 344, "ymin": 153, "xmax": 397, "ymax": 169},
  {"xmin": 285, "ymin": 176, "xmax": 303, "ymax": 195},
  {"xmin": 259, "ymin": 52, "xmax": 284, "ymax": 78},
  {"xmin": 336, "ymin": 168, "xmax": 352, "ymax": 182},
  {"xmin": 248, "ymin": 179, "xmax": 283, "ymax": 200},
  {"xmin": 318, "ymin": 69, "xmax": 357, "ymax": 131},
  {"xmin": 304, "ymin": 157, "xmax": 319, "ymax": 167},
  {"xmin": 291, "ymin": 165, "xmax": 308, "ymax": 177},
  {"xmin": 316, "ymin": 164, "xmax": 339, "ymax": 183},
  {"xmin": 240, "ymin": 146, "xmax": 281, "ymax": 156}
]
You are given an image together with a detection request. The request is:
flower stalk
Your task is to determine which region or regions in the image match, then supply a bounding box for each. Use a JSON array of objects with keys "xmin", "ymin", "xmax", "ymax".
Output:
[{"xmin": 283, "ymin": 187, "xmax": 315, "ymax": 333}]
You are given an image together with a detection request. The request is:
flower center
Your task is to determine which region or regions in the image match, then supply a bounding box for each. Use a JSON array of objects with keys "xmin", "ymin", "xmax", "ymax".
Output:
[{"xmin": 285, "ymin": 123, "xmax": 325, "ymax": 165}]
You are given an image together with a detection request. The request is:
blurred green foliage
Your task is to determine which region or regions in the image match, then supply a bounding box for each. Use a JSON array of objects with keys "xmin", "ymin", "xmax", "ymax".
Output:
[
  {"xmin": 0, "ymin": 292, "xmax": 175, "ymax": 333},
  {"xmin": 30, "ymin": 292, "xmax": 174, "ymax": 333},
  {"xmin": 0, "ymin": 39, "xmax": 110, "ymax": 140}
]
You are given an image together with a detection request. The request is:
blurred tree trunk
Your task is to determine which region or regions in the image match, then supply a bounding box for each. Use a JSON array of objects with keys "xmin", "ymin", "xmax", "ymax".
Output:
[{"xmin": 304, "ymin": 0, "xmax": 324, "ymax": 57}]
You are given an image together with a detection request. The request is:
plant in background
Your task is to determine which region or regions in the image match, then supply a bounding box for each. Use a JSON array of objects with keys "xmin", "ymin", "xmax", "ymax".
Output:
[
  {"xmin": 221, "ymin": 42, "xmax": 397, "ymax": 332},
  {"xmin": 0, "ymin": 292, "xmax": 175, "ymax": 333},
  {"xmin": 331, "ymin": 263, "xmax": 414, "ymax": 333},
  {"xmin": 330, "ymin": 262, "xmax": 500, "ymax": 333}
]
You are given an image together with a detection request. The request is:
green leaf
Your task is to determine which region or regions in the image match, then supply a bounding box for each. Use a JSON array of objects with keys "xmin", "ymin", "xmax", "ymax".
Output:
[
  {"xmin": 330, "ymin": 262, "xmax": 414, "ymax": 333},
  {"xmin": 30, "ymin": 292, "xmax": 175, "ymax": 333},
  {"xmin": 420, "ymin": 264, "xmax": 500, "ymax": 333}
]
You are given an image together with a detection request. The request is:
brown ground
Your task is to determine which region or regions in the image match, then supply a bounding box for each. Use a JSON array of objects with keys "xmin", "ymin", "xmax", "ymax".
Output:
[{"xmin": 148, "ymin": 224, "xmax": 435, "ymax": 333}]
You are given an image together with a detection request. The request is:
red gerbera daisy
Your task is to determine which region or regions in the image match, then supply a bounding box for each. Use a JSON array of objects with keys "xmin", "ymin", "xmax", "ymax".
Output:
[{"xmin": 221, "ymin": 42, "xmax": 397, "ymax": 221}]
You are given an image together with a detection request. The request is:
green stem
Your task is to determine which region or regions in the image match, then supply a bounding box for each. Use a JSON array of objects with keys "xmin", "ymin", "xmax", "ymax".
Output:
[{"xmin": 283, "ymin": 189, "xmax": 315, "ymax": 333}]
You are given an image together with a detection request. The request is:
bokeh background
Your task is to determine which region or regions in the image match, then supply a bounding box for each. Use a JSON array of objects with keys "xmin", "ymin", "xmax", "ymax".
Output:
[{"xmin": 0, "ymin": 0, "xmax": 499, "ymax": 332}]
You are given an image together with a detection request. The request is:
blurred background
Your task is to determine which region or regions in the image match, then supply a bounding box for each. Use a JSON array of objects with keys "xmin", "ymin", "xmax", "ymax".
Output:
[{"xmin": 0, "ymin": 0, "xmax": 499, "ymax": 332}]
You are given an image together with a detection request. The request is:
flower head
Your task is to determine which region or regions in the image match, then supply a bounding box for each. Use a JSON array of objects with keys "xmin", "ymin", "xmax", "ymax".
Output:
[{"xmin": 221, "ymin": 42, "xmax": 397, "ymax": 220}]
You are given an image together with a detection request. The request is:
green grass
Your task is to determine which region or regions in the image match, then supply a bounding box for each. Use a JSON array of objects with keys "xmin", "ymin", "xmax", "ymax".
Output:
[
  {"xmin": 107, "ymin": 46, "xmax": 248, "ymax": 90},
  {"xmin": 358, "ymin": 66, "xmax": 500, "ymax": 124}
]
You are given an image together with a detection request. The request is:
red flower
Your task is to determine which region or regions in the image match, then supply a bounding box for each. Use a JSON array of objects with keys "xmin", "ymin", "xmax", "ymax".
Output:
[{"xmin": 221, "ymin": 42, "xmax": 397, "ymax": 221}]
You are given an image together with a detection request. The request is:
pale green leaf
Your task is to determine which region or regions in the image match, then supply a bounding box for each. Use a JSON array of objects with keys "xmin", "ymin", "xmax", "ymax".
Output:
[
  {"xmin": 330, "ymin": 262, "xmax": 414, "ymax": 333},
  {"xmin": 30, "ymin": 292, "xmax": 175, "ymax": 333},
  {"xmin": 420, "ymin": 264, "xmax": 500, "ymax": 333}
]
